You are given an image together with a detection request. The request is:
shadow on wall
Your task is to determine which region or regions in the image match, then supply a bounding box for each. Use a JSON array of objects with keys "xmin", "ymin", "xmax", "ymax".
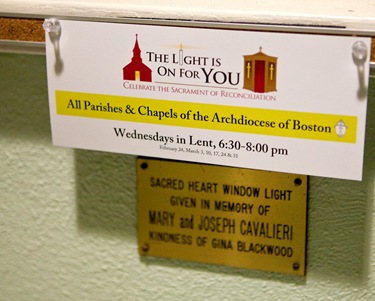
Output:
[
  {"xmin": 75, "ymin": 150, "xmax": 137, "ymax": 241},
  {"xmin": 0, "ymin": 53, "xmax": 49, "ymax": 141},
  {"xmin": 307, "ymin": 79, "xmax": 375, "ymax": 285}
]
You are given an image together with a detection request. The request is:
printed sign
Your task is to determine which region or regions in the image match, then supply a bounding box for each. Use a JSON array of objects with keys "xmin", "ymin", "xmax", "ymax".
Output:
[
  {"xmin": 45, "ymin": 20, "xmax": 371, "ymax": 180},
  {"xmin": 137, "ymin": 158, "xmax": 308, "ymax": 275}
]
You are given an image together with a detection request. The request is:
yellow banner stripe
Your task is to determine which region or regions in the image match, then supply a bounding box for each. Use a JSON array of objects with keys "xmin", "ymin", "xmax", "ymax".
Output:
[{"xmin": 56, "ymin": 90, "xmax": 357, "ymax": 143}]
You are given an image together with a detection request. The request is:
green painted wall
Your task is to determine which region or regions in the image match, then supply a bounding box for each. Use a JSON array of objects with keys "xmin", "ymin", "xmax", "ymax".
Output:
[{"xmin": 1, "ymin": 52, "xmax": 375, "ymax": 300}]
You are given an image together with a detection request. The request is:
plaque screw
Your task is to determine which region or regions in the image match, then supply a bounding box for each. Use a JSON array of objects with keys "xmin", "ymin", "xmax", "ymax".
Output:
[
  {"xmin": 141, "ymin": 162, "xmax": 148, "ymax": 170},
  {"xmin": 142, "ymin": 243, "xmax": 149, "ymax": 252},
  {"xmin": 293, "ymin": 262, "xmax": 300, "ymax": 270},
  {"xmin": 294, "ymin": 178, "xmax": 302, "ymax": 186}
]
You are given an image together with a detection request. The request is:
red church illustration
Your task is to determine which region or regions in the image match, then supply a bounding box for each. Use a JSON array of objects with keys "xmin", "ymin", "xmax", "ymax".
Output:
[
  {"xmin": 243, "ymin": 47, "xmax": 277, "ymax": 93},
  {"xmin": 123, "ymin": 34, "xmax": 152, "ymax": 82}
]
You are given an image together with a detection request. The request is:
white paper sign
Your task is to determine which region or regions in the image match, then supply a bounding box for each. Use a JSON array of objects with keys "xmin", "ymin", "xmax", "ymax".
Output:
[{"xmin": 45, "ymin": 20, "xmax": 371, "ymax": 180}]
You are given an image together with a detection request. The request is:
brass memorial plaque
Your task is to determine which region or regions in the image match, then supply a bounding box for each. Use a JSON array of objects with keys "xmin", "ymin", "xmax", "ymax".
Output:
[{"xmin": 137, "ymin": 158, "xmax": 307, "ymax": 275}]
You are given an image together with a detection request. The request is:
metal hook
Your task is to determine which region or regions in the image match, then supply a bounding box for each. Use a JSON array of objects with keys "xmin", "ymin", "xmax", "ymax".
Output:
[
  {"xmin": 43, "ymin": 18, "xmax": 61, "ymax": 34},
  {"xmin": 43, "ymin": 18, "xmax": 63, "ymax": 75},
  {"xmin": 352, "ymin": 41, "xmax": 369, "ymax": 100},
  {"xmin": 352, "ymin": 41, "xmax": 368, "ymax": 62}
]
